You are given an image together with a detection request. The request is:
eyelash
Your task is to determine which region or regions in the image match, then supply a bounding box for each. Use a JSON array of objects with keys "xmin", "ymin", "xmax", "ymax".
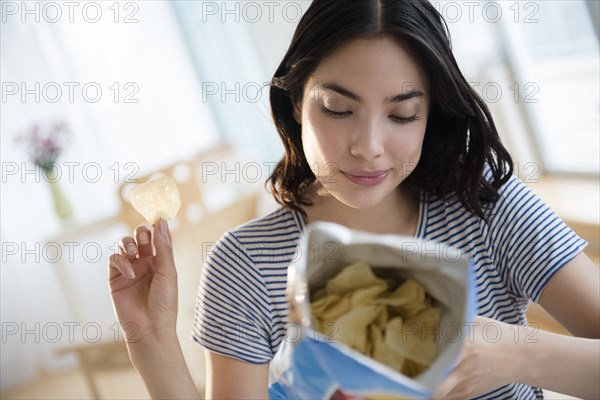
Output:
[{"xmin": 319, "ymin": 105, "xmax": 419, "ymax": 124}]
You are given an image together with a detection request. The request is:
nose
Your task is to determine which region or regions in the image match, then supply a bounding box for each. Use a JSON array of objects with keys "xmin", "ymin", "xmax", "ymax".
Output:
[{"xmin": 349, "ymin": 118, "xmax": 384, "ymax": 160}]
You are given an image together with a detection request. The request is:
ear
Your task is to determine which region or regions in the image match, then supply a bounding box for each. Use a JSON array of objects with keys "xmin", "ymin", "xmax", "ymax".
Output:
[{"xmin": 292, "ymin": 101, "xmax": 302, "ymax": 125}]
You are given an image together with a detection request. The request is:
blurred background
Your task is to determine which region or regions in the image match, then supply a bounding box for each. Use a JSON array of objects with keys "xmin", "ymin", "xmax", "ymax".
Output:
[{"xmin": 0, "ymin": 0, "xmax": 598, "ymax": 399}]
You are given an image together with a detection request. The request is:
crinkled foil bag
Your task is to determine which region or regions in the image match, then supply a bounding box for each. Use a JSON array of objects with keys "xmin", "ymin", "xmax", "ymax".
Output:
[{"xmin": 268, "ymin": 222, "xmax": 477, "ymax": 399}]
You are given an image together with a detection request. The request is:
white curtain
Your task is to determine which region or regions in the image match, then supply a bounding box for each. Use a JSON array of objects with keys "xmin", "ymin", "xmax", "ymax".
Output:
[
  {"xmin": 171, "ymin": 0, "xmax": 285, "ymax": 162},
  {"xmin": 0, "ymin": 1, "xmax": 222, "ymax": 391}
]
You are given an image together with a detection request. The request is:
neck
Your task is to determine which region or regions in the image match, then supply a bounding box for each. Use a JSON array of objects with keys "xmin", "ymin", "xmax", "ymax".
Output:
[{"xmin": 302, "ymin": 185, "xmax": 419, "ymax": 236}]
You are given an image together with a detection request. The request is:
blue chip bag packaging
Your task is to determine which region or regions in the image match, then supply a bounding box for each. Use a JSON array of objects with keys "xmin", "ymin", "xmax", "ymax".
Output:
[{"xmin": 268, "ymin": 222, "xmax": 477, "ymax": 399}]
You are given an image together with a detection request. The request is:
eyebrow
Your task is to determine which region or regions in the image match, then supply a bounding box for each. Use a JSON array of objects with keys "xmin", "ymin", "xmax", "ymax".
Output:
[{"xmin": 320, "ymin": 82, "xmax": 424, "ymax": 103}]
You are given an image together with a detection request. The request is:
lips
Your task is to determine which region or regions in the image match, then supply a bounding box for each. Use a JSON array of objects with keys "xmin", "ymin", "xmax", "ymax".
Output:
[{"xmin": 341, "ymin": 170, "xmax": 390, "ymax": 186}]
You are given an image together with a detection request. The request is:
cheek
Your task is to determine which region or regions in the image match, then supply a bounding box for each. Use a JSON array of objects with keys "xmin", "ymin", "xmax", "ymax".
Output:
[
  {"xmin": 300, "ymin": 126, "xmax": 323, "ymax": 173},
  {"xmin": 388, "ymin": 123, "xmax": 427, "ymax": 159},
  {"xmin": 302, "ymin": 110, "xmax": 346, "ymax": 162}
]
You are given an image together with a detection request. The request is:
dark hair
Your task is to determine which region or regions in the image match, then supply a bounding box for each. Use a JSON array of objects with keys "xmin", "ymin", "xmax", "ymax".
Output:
[{"xmin": 267, "ymin": 0, "xmax": 513, "ymax": 222}]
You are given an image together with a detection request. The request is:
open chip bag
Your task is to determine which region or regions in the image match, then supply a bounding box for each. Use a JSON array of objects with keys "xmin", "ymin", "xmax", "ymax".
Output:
[{"xmin": 268, "ymin": 222, "xmax": 477, "ymax": 399}]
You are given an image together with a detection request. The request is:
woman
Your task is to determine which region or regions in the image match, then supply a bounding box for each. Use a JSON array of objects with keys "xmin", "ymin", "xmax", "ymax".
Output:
[{"xmin": 108, "ymin": 0, "xmax": 600, "ymax": 398}]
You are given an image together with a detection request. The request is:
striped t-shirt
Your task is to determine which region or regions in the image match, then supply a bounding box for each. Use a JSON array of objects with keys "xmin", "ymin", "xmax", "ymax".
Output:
[{"xmin": 192, "ymin": 176, "xmax": 587, "ymax": 399}]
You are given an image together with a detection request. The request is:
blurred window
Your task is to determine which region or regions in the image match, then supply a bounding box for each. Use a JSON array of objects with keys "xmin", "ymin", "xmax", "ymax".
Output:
[
  {"xmin": 497, "ymin": 0, "xmax": 599, "ymax": 175},
  {"xmin": 1, "ymin": 2, "xmax": 221, "ymax": 229}
]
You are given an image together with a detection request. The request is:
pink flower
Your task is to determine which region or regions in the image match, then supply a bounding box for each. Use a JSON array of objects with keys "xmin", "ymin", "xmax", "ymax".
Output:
[{"xmin": 15, "ymin": 120, "xmax": 71, "ymax": 170}]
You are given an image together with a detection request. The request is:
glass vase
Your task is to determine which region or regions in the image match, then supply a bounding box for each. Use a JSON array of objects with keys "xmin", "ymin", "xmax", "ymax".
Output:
[{"xmin": 45, "ymin": 166, "xmax": 73, "ymax": 221}]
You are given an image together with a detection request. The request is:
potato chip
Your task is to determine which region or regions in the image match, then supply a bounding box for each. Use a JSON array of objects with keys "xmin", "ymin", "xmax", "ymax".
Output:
[
  {"xmin": 312, "ymin": 287, "xmax": 328, "ymax": 302},
  {"xmin": 384, "ymin": 317, "xmax": 437, "ymax": 366},
  {"xmin": 311, "ymin": 294, "xmax": 352, "ymax": 322},
  {"xmin": 407, "ymin": 307, "xmax": 442, "ymax": 342},
  {"xmin": 334, "ymin": 304, "xmax": 385, "ymax": 353},
  {"xmin": 310, "ymin": 263, "xmax": 441, "ymax": 378},
  {"xmin": 373, "ymin": 305, "xmax": 389, "ymax": 330},
  {"xmin": 401, "ymin": 359, "xmax": 428, "ymax": 377},
  {"xmin": 129, "ymin": 175, "xmax": 181, "ymax": 225},
  {"xmin": 350, "ymin": 285, "xmax": 388, "ymax": 308},
  {"xmin": 326, "ymin": 262, "xmax": 387, "ymax": 296},
  {"xmin": 370, "ymin": 324, "xmax": 405, "ymax": 372},
  {"xmin": 375, "ymin": 279, "xmax": 426, "ymax": 318}
]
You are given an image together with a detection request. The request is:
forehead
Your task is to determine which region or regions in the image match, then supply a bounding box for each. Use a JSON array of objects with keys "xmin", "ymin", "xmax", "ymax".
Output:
[{"xmin": 308, "ymin": 36, "xmax": 428, "ymax": 94}]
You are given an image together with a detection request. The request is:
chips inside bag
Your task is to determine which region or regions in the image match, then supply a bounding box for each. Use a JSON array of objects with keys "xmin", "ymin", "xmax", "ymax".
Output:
[{"xmin": 268, "ymin": 222, "xmax": 477, "ymax": 399}]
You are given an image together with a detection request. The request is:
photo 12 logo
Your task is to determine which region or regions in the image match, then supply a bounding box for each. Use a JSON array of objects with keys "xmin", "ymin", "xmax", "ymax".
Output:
[
  {"xmin": 431, "ymin": 1, "xmax": 540, "ymax": 24},
  {"xmin": 199, "ymin": 1, "xmax": 304, "ymax": 24},
  {"xmin": 2, "ymin": 161, "xmax": 140, "ymax": 184},
  {"xmin": 469, "ymin": 81, "xmax": 540, "ymax": 104},
  {"xmin": 2, "ymin": 240, "xmax": 124, "ymax": 264},
  {"xmin": 1, "ymin": 1, "xmax": 140, "ymax": 24},
  {"xmin": 2, "ymin": 321, "xmax": 139, "ymax": 344},
  {"xmin": 2, "ymin": 82, "xmax": 140, "ymax": 104},
  {"xmin": 201, "ymin": 82, "xmax": 270, "ymax": 104}
]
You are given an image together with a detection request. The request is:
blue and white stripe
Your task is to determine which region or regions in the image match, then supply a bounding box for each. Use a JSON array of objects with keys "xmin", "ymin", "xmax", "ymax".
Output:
[{"xmin": 193, "ymin": 176, "xmax": 587, "ymax": 399}]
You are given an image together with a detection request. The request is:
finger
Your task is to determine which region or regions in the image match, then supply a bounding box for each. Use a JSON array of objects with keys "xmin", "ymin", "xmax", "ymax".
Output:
[
  {"xmin": 432, "ymin": 367, "xmax": 459, "ymax": 399},
  {"xmin": 134, "ymin": 225, "xmax": 153, "ymax": 257},
  {"xmin": 152, "ymin": 219, "xmax": 175, "ymax": 273},
  {"xmin": 431, "ymin": 383, "xmax": 448, "ymax": 399},
  {"xmin": 431, "ymin": 365, "xmax": 464, "ymax": 399},
  {"xmin": 109, "ymin": 253, "xmax": 136, "ymax": 280},
  {"xmin": 119, "ymin": 236, "xmax": 138, "ymax": 261}
]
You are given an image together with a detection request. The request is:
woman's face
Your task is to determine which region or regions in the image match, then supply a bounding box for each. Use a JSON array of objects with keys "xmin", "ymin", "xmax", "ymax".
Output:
[{"xmin": 294, "ymin": 36, "xmax": 430, "ymax": 210}]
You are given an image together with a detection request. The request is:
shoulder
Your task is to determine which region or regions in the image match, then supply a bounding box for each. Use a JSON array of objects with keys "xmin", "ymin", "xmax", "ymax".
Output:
[
  {"xmin": 227, "ymin": 207, "xmax": 304, "ymax": 245},
  {"xmin": 486, "ymin": 173, "xmax": 550, "ymax": 229},
  {"xmin": 200, "ymin": 208, "xmax": 302, "ymax": 311},
  {"xmin": 425, "ymin": 169, "xmax": 540, "ymax": 220},
  {"xmin": 418, "ymin": 170, "xmax": 545, "ymax": 243},
  {"xmin": 484, "ymin": 174, "xmax": 586, "ymax": 255},
  {"xmin": 209, "ymin": 207, "xmax": 304, "ymax": 265},
  {"xmin": 230, "ymin": 206, "xmax": 303, "ymax": 236}
]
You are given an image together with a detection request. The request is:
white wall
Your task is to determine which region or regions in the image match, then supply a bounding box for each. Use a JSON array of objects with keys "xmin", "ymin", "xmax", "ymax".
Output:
[{"xmin": 0, "ymin": 2, "xmax": 220, "ymax": 391}]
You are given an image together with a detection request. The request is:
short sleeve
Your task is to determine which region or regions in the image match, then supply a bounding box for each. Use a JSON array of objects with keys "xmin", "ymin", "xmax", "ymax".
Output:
[
  {"xmin": 192, "ymin": 230, "xmax": 274, "ymax": 364},
  {"xmin": 490, "ymin": 177, "xmax": 588, "ymax": 303}
]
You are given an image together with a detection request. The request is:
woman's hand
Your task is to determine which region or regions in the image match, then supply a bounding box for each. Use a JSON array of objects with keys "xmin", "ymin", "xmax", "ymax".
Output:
[
  {"xmin": 108, "ymin": 220, "xmax": 203, "ymax": 399},
  {"xmin": 108, "ymin": 219, "xmax": 178, "ymax": 345},
  {"xmin": 431, "ymin": 315, "xmax": 529, "ymax": 399}
]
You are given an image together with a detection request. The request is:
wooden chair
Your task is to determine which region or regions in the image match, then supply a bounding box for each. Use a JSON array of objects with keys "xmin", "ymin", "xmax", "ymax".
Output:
[
  {"xmin": 53, "ymin": 143, "xmax": 260, "ymax": 398},
  {"xmin": 115, "ymin": 144, "xmax": 260, "ymax": 393}
]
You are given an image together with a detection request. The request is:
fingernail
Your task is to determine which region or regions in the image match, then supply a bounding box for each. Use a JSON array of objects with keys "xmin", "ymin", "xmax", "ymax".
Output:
[
  {"xmin": 159, "ymin": 220, "xmax": 169, "ymax": 240},
  {"xmin": 126, "ymin": 266, "xmax": 136, "ymax": 279},
  {"xmin": 139, "ymin": 231, "xmax": 150, "ymax": 245},
  {"xmin": 126, "ymin": 242, "xmax": 137, "ymax": 255}
]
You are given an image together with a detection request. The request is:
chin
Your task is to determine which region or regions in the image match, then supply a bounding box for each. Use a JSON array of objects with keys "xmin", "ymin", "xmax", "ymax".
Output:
[{"xmin": 331, "ymin": 190, "xmax": 389, "ymax": 211}]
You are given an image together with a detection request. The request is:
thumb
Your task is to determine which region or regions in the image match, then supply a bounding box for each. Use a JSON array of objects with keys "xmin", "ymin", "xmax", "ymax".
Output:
[{"xmin": 153, "ymin": 219, "xmax": 175, "ymax": 269}]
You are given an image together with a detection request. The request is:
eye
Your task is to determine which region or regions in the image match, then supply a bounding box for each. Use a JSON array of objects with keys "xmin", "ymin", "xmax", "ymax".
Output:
[
  {"xmin": 389, "ymin": 115, "xmax": 419, "ymax": 124},
  {"xmin": 319, "ymin": 105, "xmax": 352, "ymax": 118}
]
